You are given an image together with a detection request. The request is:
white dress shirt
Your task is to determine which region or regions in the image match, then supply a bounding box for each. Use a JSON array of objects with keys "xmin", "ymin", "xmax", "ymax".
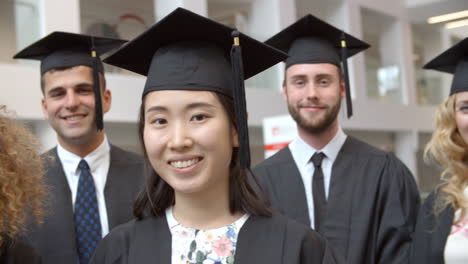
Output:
[
  {"xmin": 288, "ymin": 128, "xmax": 347, "ymax": 229},
  {"xmin": 57, "ymin": 136, "xmax": 111, "ymax": 237}
]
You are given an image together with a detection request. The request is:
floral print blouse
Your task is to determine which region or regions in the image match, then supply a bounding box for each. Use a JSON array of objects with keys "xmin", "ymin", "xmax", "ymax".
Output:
[{"xmin": 166, "ymin": 208, "xmax": 249, "ymax": 264}]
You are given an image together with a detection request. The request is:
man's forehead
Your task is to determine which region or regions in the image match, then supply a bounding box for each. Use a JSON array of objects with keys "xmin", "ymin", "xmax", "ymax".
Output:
[
  {"xmin": 286, "ymin": 63, "xmax": 340, "ymax": 77},
  {"xmin": 43, "ymin": 65, "xmax": 94, "ymax": 89},
  {"xmin": 44, "ymin": 65, "xmax": 93, "ymax": 76}
]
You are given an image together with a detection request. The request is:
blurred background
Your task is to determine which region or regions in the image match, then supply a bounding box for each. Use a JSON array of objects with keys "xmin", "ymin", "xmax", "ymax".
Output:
[{"xmin": 1, "ymin": 0, "xmax": 467, "ymax": 197}]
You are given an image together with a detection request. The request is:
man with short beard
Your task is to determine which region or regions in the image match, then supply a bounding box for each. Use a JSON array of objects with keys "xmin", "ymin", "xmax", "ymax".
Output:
[{"xmin": 253, "ymin": 15, "xmax": 420, "ymax": 264}]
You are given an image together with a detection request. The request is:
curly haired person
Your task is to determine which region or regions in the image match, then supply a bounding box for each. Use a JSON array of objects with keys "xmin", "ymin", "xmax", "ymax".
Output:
[{"xmin": 0, "ymin": 106, "xmax": 45, "ymax": 263}]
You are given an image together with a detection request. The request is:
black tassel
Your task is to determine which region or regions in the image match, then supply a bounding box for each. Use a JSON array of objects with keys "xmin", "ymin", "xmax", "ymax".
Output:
[
  {"xmin": 340, "ymin": 32, "xmax": 353, "ymax": 118},
  {"xmin": 91, "ymin": 38, "xmax": 104, "ymax": 131},
  {"xmin": 230, "ymin": 30, "xmax": 251, "ymax": 169}
]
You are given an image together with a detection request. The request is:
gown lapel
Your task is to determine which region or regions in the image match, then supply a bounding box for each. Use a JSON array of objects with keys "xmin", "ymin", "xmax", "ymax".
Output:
[
  {"xmin": 323, "ymin": 138, "xmax": 357, "ymax": 260},
  {"xmin": 273, "ymin": 148, "xmax": 311, "ymax": 226},
  {"xmin": 130, "ymin": 216, "xmax": 171, "ymax": 263},
  {"xmin": 235, "ymin": 215, "xmax": 284, "ymax": 264}
]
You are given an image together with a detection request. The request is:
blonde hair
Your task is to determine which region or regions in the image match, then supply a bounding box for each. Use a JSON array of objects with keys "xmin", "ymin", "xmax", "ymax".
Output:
[
  {"xmin": 0, "ymin": 106, "xmax": 45, "ymax": 243},
  {"xmin": 424, "ymin": 94, "xmax": 468, "ymax": 223}
]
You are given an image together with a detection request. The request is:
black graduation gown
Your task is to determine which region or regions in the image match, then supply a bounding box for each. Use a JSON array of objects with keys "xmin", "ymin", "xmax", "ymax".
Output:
[
  {"xmin": 253, "ymin": 136, "xmax": 420, "ymax": 264},
  {"xmin": 411, "ymin": 190, "xmax": 454, "ymax": 264},
  {"xmin": 90, "ymin": 213, "xmax": 337, "ymax": 264},
  {"xmin": 0, "ymin": 238, "xmax": 41, "ymax": 264}
]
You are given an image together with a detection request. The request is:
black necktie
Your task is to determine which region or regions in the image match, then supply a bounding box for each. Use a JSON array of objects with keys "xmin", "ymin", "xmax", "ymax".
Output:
[
  {"xmin": 311, "ymin": 152, "xmax": 327, "ymax": 232},
  {"xmin": 74, "ymin": 159, "xmax": 102, "ymax": 264}
]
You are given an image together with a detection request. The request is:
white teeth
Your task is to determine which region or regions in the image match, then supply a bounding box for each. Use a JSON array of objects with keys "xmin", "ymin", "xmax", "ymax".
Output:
[
  {"xmin": 170, "ymin": 158, "xmax": 199, "ymax": 168},
  {"xmin": 66, "ymin": 116, "xmax": 84, "ymax": 121}
]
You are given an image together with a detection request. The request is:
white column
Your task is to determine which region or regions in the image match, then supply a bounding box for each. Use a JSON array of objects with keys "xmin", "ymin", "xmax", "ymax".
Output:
[
  {"xmin": 394, "ymin": 131, "xmax": 419, "ymax": 182},
  {"xmin": 441, "ymin": 28, "xmax": 454, "ymax": 97},
  {"xmin": 154, "ymin": 0, "xmax": 207, "ymax": 21},
  {"xmin": 248, "ymin": 0, "xmax": 295, "ymax": 41},
  {"xmin": 247, "ymin": 0, "xmax": 296, "ymax": 90},
  {"xmin": 400, "ymin": 18, "xmax": 416, "ymax": 105},
  {"xmin": 344, "ymin": 0, "xmax": 367, "ymax": 102},
  {"xmin": 39, "ymin": 0, "xmax": 80, "ymax": 35}
]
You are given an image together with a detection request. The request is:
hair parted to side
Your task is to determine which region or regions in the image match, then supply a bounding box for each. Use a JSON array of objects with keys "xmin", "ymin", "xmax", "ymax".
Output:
[
  {"xmin": 133, "ymin": 92, "xmax": 271, "ymax": 219},
  {"xmin": 0, "ymin": 106, "xmax": 46, "ymax": 244},
  {"xmin": 424, "ymin": 94, "xmax": 468, "ymax": 224}
]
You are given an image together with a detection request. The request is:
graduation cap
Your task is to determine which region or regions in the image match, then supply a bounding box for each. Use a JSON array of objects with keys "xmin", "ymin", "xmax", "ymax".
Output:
[
  {"xmin": 423, "ymin": 37, "xmax": 468, "ymax": 96},
  {"xmin": 103, "ymin": 8, "xmax": 287, "ymax": 169},
  {"xmin": 13, "ymin": 31, "xmax": 127, "ymax": 130},
  {"xmin": 265, "ymin": 14, "xmax": 370, "ymax": 118}
]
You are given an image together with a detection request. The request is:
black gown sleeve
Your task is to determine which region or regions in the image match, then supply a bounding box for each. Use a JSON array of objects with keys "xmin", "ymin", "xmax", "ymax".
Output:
[
  {"xmin": 90, "ymin": 221, "xmax": 134, "ymax": 264},
  {"xmin": 374, "ymin": 153, "xmax": 420, "ymax": 264},
  {"xmin": 0, "ymin": 239, "xmax": 42, "ymax": 264},
  {"xmin": 299, "ymin": 229, "xmax": 339, "ymax": 264},
  {"xmin": 411, "ymin": 190, "xmax": 454, "ymax": 264},
  {"xmin": 411, "ymin": 191, "xmax": 436, "ymax": 263}
]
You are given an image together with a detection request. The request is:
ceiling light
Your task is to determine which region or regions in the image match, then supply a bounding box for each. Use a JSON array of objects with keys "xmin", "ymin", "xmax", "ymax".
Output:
[
  {"xmin": 428, "ymin": 10, "xmax": 468, "ymax": 24},
  {"xmin": 445, "ymin": 18, "xmax": 468, "ymax": 29}
]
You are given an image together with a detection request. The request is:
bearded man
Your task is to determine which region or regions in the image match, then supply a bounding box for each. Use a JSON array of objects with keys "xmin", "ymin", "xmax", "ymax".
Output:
[{"xmin": 253, "ymin": 15, "xmax": 420, "ymax": 264}]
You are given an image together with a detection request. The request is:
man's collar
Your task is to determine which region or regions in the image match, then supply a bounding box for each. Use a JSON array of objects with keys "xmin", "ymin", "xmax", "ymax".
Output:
[{"xmin": 289, "ymin": 127, "xmax": 347, "ymax": 166}]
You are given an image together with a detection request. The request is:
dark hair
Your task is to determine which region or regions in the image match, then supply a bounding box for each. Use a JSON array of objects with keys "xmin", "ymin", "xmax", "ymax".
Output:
[
  {"xmin": 40, "ymin": 66, "xmax": 106, "ymax": 94},
  {"xmin": 133, "ymin": 92, "xmax": 272, "ymax": 219}
]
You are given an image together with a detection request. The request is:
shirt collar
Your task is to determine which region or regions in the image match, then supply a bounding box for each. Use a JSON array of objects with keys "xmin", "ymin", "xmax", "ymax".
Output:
[
  {"xmin": 57, "ymin": 135, "xmax": 110, "ymax": 173},
  {"xmin": 289, "ymin": 127, "xmax": 347, "ymax": 167},
  {"xmin": 322, "ymin": 128, "xmax": 347, "ymax": 164}
]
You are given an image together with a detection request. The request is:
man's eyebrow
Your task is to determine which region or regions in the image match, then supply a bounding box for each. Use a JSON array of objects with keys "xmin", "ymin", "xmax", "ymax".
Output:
[
  {"xmin": 47, "ymin": 86, "xmax": 65, "ymax": 95},
  {"xmin": 74, "ymin": 82, "xmax": 93, "ymax": 88},
  {"xmin": 47, "ymin": 82, "xmax": 93, "ymax": 94},
  {"xmin": 314, "ymin": 73, "xmax": 334, "ymax": 79},
  {"xmin": 289, "ymin": 74, "xmax": 308, "ymax": 80}
]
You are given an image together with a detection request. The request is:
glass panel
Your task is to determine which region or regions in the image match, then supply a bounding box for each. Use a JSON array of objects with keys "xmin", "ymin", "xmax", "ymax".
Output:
[
  {"xmin": 15, "ymin": 0, "xmax": 41, "ymax": 51},
  {"xmin": 245, "ymin": 66, "xmax": 282, "ymax": 90},
  {"xmin": 80, "ymin": 0, "xmax": 155, "ymax": 74},
  {"xmin": 362, "ymin": 8, "xmax": 404, "ymax": 104},
  {"xmin": 345, "ymin": 129, "xmax": 395, "ymax": 152},
  {"xmin": 1, "ymin": 0, "xmax": 41, "ymax": 64},
  {"xmin": 249, "ymin": 126, "xmax": 265, "ymax": 167},
  {"xmin": 417, "ymin": 132, "xmax": 442, "ymax": 197},
  {"xmin": 411, "ymin": 23, "xmax": 445, "ymax": 105}
]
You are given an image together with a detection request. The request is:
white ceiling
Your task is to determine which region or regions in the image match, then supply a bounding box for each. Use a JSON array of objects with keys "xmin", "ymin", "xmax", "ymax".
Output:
[
  {"xmin": 407, "ymin": 0, "xmax": 468, "ymax": 23},
  {"xmin": 405, "ymin": 0, "xmax": 446, "ymax": 8},
  {"xmin": 406, "ymin": 0, "xmax": 468, "ymax": 38}
]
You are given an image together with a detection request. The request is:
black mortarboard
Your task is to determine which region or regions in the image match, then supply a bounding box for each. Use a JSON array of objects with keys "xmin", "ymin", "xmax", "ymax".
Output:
[
  {"xmin": 265, "ymin": 14, "xmax": 370, "ymax": 118},
  {"xmin": 103, "ymin": 8, "xmax": 287, "ymax": 169},
  {"xmin": 423, "ymin": 37, "xmax": 468, "ymax": 96},
  {"xmin": 13, "ymin": 32, "xmax": 127, "ymax": 130}
]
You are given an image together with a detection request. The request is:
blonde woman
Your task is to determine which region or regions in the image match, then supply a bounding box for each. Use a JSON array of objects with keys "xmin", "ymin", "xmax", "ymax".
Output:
[
  {"xmin": 412, "ymin": 38, "xmax": 468, "ymax": 264},
  {"xmin": 0, "ymin": 106, "xmax": 45, "ymax": 263}
]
